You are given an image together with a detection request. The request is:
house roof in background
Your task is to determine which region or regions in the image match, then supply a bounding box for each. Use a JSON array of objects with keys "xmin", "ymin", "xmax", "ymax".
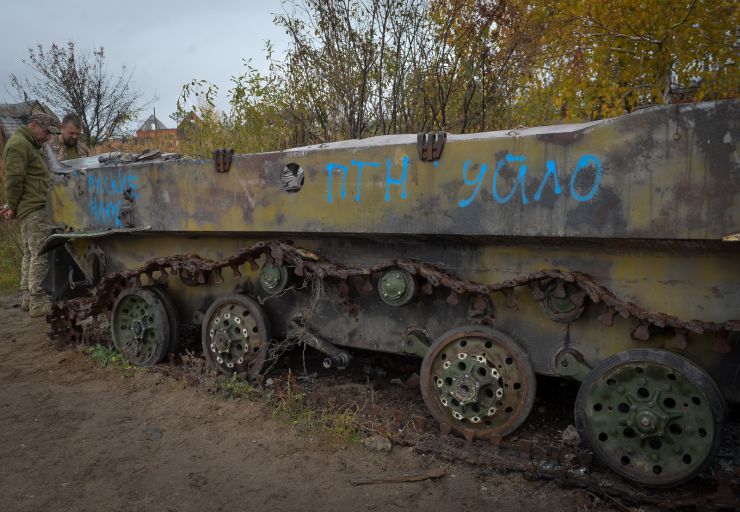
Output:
[
  {"xmin": 0, "ymin": 100, "xmax": 60, "ymax": 139},
  {"xmin": 137, "ymin": 114, "xmax": 168, "ymax": 132}
]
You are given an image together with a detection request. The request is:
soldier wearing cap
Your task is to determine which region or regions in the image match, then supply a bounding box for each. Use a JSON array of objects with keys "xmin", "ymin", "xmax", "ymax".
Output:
[
  {"xmin": 48, "ymin": 112, "xmax": 90, "ymax": 162},
  {"xmin": 1, "ymin": 112, "xmax": 60, "ymax": 317}
]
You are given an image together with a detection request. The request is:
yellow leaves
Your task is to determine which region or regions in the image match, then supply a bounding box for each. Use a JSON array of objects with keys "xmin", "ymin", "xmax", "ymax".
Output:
[
  {"xmin": 174, "ymin": 0, "xmax": 737, "ymax": 151},
  {"xmin": 522, "ymin": 0, "xmax": 739, "ymax": 120}
]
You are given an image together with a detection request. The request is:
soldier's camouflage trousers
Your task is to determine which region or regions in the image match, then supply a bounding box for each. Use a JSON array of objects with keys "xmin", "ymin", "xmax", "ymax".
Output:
[{"xmin": 20, "ymin": 208, "xmax": 51, "ymax": 309}]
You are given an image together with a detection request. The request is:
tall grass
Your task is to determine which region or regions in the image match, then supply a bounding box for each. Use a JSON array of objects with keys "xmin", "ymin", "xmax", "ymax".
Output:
[
  {"xmin": 0, "ymin": 160, "xmax": 22, "ymax": 293},
  {"xmin": 0, "ymin": 223, "xmax": 22, "ymax": 293}
]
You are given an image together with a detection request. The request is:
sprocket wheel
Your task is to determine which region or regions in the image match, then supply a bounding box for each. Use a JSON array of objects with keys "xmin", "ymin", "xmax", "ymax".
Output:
[
  {"xmin": 111, "ymin": 288, "xmax": 172, "ymax": 367},
  {"xmin": 574, "ymin": 349, "xmax": 725, "ymax": 487},
  {"xmin": 420, "ymin": 326, "xmax": 536, "ymax": 440},
  {"xmin": 201, "ymin": 294, "xmax": 271, "ymax": 381}
]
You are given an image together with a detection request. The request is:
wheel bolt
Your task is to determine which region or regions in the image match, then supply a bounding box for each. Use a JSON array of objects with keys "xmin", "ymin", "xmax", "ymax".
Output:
[
  {"xmin": 651, "ymin": 453, "xmax": 659, "ymax": 462},
  {"xmin": 617, "ymin": 386, "xmax": 625, "ymax": 393},
  {"xmin": 685, "ymin": 426, "xmax": 694, "ymax": 435},
  {"xmin": 674, "ymin": 446, "xmax": 682, "ymax": 454},
  {"xmin": 663, "ymin": 385, "xmax": 671, "ymax": 392},
  {"xmin": 638, "ymin": 378, "xmax": 647, "ymax": 386}
]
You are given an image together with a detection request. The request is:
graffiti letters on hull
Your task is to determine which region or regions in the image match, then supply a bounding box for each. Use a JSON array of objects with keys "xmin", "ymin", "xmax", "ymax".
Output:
[
  {"xmin": 325, "ymin": 153, "xmax": 602, "ymax": 206},
  {"xmin": 88, "ymin": 172, "xmax": 140, "ymax": 227}
]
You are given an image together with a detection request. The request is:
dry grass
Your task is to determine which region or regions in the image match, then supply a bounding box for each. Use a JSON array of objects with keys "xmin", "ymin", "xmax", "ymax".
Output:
[
  {"xmin": 0, "ymin": 160, "xmax": 22, "ymax": 293},
  {"xmin": 0, "ymin": 223, "xmax": 22, "ymax": 293}
]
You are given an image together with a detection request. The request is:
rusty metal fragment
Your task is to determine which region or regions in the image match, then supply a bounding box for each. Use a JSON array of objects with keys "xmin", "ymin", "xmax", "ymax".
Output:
[
  {"xmin": 416, "ymin": 131, "xmax": 446, "ymax": 161},
  {"xmin": 528, "ymin": 280, "xmax": 545, "ymax": 301},
  {"xmin": 632, "ymin": 322, "xmax": 651, "ymax": 342},
  {"xmin": 503, "ymin": 288, "xmax": 518, "ymax": 308},
  {"xmin": 212, "ymin": 148, "xmax": 234, "ymax": 173},
  {"xmin": 713, "ymin": 331, "xmax": 731, "ymax": 353},
  {"xmin": 667, "ymin": 328, "xmax": 689, "ymax": 351},
  {"xmin": 598, "ymin": 308, "xmax": 617, "ymax": 327},
  {"xmin": 421, "ymin": 281, "xmax": 434, "ymax": 295}
]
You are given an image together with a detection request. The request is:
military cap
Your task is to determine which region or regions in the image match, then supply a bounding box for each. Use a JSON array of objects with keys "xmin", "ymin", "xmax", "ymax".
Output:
[{"xmin": 29, "ymin": 113, "xmax": 61, "ymax": 134}]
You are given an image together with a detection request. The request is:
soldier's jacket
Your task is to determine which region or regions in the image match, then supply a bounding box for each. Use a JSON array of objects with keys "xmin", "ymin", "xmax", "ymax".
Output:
[
  {"xmin": 48, "ymin": 135, "xmax": 90, "ymax": 161},
  {"xmin": 2, "ymin": 126, "xmax": 50, "ymax": 220}
]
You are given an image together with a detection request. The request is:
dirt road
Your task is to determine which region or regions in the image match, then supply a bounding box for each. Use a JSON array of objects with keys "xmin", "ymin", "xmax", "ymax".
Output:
[{"xmin": 0, "ymin": 291, "xmax": 598, "ymax": 512}]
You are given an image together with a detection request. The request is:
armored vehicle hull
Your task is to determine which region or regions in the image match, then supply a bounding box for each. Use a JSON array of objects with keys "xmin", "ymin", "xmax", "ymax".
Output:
[{"xmin": 44, "ymin": 100, "xmax": 739, "ymax": 486}]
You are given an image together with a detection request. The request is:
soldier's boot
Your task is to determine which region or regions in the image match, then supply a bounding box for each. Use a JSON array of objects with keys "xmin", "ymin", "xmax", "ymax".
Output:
[
  {"xmin": 21, "ymin": 296, "xmax": 30, "ymax": 312},
  {"xmin": 29, "ymin": 301, "xmax": 52, "ymax": 318}
]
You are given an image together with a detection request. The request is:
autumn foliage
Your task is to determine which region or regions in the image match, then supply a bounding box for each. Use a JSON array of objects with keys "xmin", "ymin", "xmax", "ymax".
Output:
[{"xmin": 173, "ymin": 0, "xmax": 739, "ymax": 156}]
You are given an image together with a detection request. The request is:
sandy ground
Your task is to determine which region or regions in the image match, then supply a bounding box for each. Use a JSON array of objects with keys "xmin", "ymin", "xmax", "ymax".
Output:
[{"xmin": 0, "ymin": 291, "xmax": 622, "ymax": 512}]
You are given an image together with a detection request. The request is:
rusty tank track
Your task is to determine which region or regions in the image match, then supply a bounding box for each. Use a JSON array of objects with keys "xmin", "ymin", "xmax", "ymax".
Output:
[
  {"xmin": 48, "ymin": 239, "xmax": 740, "ymax": 349},
  {"xmin": 45, "ymin": 239, "xmax": 739, "ymax": 507}
]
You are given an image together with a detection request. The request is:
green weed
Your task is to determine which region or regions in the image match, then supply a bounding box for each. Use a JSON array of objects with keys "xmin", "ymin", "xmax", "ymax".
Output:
[
  {"xmin": 86, "ymin": 344, "xmax": 129, "ymax": 368},
  {"xmin": 216, "ymin": 374, "xmax": 257, "ymax": 400}
]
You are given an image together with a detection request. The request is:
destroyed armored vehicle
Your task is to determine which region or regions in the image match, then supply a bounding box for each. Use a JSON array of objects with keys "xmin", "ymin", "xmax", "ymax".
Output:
[{"xmin": 43, "ymin": 100, "xmax": 739, "ymax": 487}]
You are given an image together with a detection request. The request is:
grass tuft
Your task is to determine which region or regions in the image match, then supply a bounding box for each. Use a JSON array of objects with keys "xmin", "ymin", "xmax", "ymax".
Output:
[
  {"xmin": 271, "ymin": 371, "xmax": 362, "ymax": 444},
  {"xmin": 216, "ymin": 374, "xmax": 257, "ymax": 400},
  {"xmin": 0, "ymin": 223, "xmax": 22, "ymax": 293},
  {"xmin": 86, "ymin": 344, "xmax": 129, "ymax": 368}
]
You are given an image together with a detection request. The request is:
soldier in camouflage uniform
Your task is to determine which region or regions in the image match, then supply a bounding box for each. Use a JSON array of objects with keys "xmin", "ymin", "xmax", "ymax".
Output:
[
  {"xmin": 1, "ymin": 113, "xmax": 60, "ymax": 317},
  {"xmin": 48, "ymin": 112, "xmax": 90, "ymax": 162}
]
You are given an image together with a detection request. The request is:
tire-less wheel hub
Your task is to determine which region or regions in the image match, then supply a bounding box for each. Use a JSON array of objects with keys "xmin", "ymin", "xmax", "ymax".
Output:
[
  {"xmin": 130, "ymin": 319, "xmax": 145, "ymax": 338},
  {"xmin": 451, "ymin": 374, "xmax": 481, "ymax": 404},
  {"xmin": 436, "ymin": 352, "xmax": 503, "ymax": 420},
  {"xmin": 201, "ymin": 295, "xmax": 270, "ymax": 379},
  {"xmin": 211, "ymin": 325, "xmax": 245, "ymax": 355},
  {"xmin": 421, "ymin": 327, "xmax": 536, "ymax": 438},
  {"xmin": 208, "ymin": 313, "xmax": 249, "ymax": 368}
]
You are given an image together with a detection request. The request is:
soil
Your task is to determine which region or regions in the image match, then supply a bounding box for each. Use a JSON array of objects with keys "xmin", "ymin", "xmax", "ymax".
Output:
[{"xmin": 0, "ymin": 290, "xmax": 720, "ymax": 512}]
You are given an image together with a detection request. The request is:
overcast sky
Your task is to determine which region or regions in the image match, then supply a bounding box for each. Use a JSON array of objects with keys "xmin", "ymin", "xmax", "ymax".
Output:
[{"xmin": 1, "ymin": 0, "xmax": 290, "ymax": 131}]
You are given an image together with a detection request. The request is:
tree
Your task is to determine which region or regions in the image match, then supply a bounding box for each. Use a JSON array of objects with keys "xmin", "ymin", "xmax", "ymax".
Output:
[
  {"xmin": 9, "ymin": 41, "xmax": 147, "ymax": 145},
  {"xmin": 175, "ymin": 0, "xmax": 739, "ymax": 155},
  {"xmin": 520, "ymin": 0, "xmax": 740, "ymax": 121}
]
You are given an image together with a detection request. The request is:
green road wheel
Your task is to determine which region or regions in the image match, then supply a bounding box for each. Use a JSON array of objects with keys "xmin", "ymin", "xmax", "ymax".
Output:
[
  {"xmin": 378, "ymin": 268, "xmax": 416, "ymax": 307},
  {"xmin": 111, "ymin": 288, "xmax": 171, "ymax": 367},
  {"xmin": 202, "ymin": 294, "xmax": 271, "ymax": 381},
  {"xmin": 539, "ymin": 280, "xmax": 585, "ymax": 323},
  {"xmin": 259, "ymin": 264, "xmax": 289, "ymax": 295},
  {"xmin": 575, "ymin": 349, "xmax": 725, "ymax": 487},
  {"xmin": 150, "ymin": 286, "xmax": 181, "ymax": 355},
  {"xmin": 420, "ymin": 326, "xmax": 536, "ymax": 440}
]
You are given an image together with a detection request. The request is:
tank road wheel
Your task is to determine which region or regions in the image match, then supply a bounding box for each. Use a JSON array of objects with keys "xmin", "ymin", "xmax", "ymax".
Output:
[
  {"xmin": 574, "ymin": 349, "xmax": 725, "ymax": 487},
  {"xmin": 150, "ymin": 286, "xmax": 181, "ymax": 355},
  {"xmin": 420, "ymin": 326, "xmax": 536, "ymax": 440},
  {"xmin": 202, "ymin": 295, "xmax": 271, "ymax": 381},
  {"xmin": 111, "ymin": 288, "xmax": 171, "ymax": 367}
]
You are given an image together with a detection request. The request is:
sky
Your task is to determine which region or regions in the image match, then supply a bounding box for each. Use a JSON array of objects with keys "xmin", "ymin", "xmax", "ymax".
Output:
[{"xmin": 1, "ymin": 0, "xmax": 291, "ymax": 131}]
